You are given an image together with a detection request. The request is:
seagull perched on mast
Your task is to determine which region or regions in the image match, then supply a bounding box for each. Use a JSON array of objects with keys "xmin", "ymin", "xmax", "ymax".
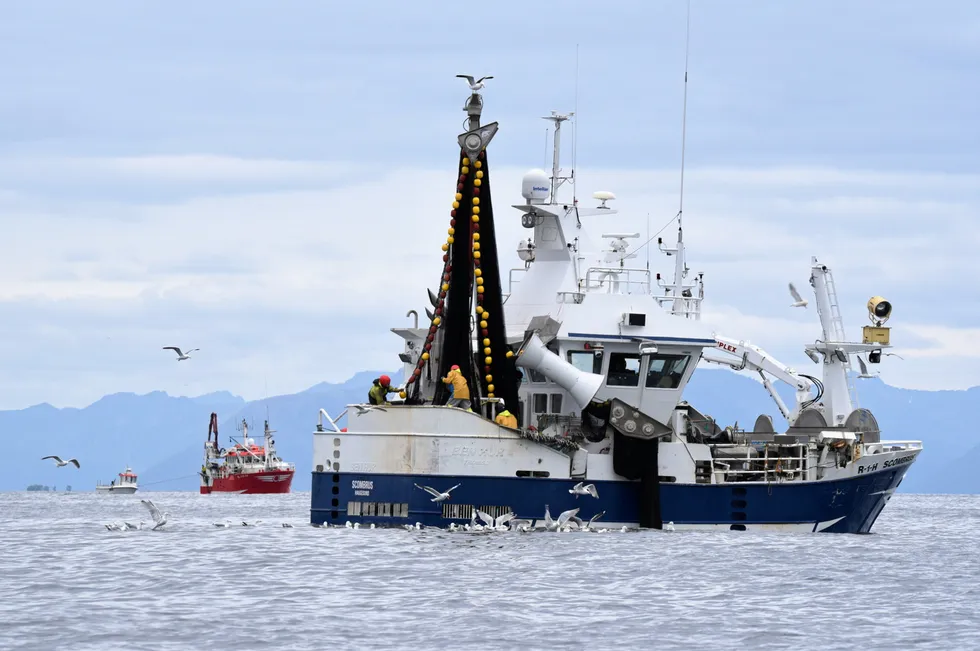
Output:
[
  {"xmin": 41, "ymin": 455, "xmax": 80, "ymax": 468},
  {"xmin": 163, "ymin": 346, "xmax": 199, "ymax": 361},
  {"xmin": 788, "ymin": 282, "xmax": 808, "ymax": 308},
  {"xmin": 456, "ymin": 74, "xmax": 493, "ymax": 92}
]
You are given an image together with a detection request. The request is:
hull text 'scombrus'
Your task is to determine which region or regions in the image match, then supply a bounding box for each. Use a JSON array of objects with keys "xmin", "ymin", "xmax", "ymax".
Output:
[
  {"xmin": 311, "ymin": 77, "xmax": 921, "ymax": 534},
  {"xmin": 201, "ymin": 413, "xmax": 294, "ymax": 495}
]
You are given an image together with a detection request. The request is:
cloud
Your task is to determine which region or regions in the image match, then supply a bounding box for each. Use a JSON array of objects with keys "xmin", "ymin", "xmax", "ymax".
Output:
[{"xmin": 0, "ymin": 153, "xmax": 978, "ymax": 409}]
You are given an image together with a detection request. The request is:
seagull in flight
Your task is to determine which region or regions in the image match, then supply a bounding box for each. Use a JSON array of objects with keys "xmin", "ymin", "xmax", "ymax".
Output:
[
  {"xmin": 456, "ymin": 74, "xmax": 493, "ymax": 91},
  {"xmin": 354, "ymin": 404, "xmax": 387, "ymax": 415},
  {"xmin": 856, "ymin": 356, "xmax": 878, "ymax": 379},
  {"xmin": 414, "ymin": 482, "xmax": 460, "ymax": 502},
  {"xmin": 569, "ymin": 482, "xmax": 599, "ymax": 499},
  {"xmin": 789, "ymin": 282, "xmax": 808, "ymax": 308},
  {"xmin": 163, "ymin": 346, "xmax": 199, "ymax": 361},
  {"xmin": 140, "ymin": 499, "xmax": 170, "ymax": 530},
  {"xmin": 542, "ymin": 504, "xmax": 580, "ymax": 532},
  {"xmin": 42, "ymin": 455, "xmax": 80, "ymax": 468}
]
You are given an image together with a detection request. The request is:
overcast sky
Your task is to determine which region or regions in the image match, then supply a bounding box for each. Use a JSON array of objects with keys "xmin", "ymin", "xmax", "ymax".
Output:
[{"xmin": 1, "ymin": 1, "xmax": 978, "ymax": 409}]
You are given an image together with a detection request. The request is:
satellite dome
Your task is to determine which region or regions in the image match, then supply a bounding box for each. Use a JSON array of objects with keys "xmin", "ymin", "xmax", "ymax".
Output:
[{"xmin": 521, "ymin": 169, "xmax": 550, "ymax": 204}]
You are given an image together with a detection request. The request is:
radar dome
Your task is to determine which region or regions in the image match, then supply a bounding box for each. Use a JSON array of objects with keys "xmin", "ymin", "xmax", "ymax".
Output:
[{"xmin": 521, "ymin": 169, "xmax": 550, "ymax": 204}]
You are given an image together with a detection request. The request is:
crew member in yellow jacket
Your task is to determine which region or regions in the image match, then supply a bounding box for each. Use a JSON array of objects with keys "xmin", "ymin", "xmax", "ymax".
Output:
[
  {"xmin": 494, "ymin": 399, "xmax": 518, "ymax": 429},
  {"xmin": 442, "ymin": 365, "xmax": 472, "ymax": 411}
]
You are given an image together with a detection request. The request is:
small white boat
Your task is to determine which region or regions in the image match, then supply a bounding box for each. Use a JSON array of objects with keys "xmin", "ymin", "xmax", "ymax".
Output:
[{"xmin": 96, "ymin": 467, "xmax": 139, "ymax": 494}]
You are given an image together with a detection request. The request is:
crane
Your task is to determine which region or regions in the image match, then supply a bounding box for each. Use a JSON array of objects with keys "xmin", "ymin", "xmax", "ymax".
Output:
[{"xmin": 701, "ymin": 335, "xmax": 818, "ymax": 423}]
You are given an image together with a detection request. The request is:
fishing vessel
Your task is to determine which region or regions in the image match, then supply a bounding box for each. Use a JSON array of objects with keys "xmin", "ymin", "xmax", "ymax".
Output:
[
  {"xmin": 200, "ymin": 413, "xmax": 295, "ymax": 494},
  {"xmin": 96, "ymin": 466, "xmax": 139, "ymax": 494},
  {"xmin": 310, "ymin": 77, "xmax": 921, "ymax": 533}
]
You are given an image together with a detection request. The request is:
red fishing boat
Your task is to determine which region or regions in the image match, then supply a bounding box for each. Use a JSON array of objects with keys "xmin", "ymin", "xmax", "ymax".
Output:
[{"xmin": 200, "ymin": 412, "xmax": 294, "ymax": 494}]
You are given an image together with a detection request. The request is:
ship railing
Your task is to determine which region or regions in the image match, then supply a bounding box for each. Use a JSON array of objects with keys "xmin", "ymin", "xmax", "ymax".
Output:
[
  {"xmin": 653, "ymin": 295, "xmax": 703, "ymax": 319},
  {"xmin": 875, "ymin": 440, "xmax": 922, "ymax": 448},
  {"xmin": 863, "ymin": 439, "xmax": 923, "ymax": 455},
  {"xmin": 711, "ymin": 443, "xmax": 809, "ymax": 483},
  {"xmin": 582, "ymin": 267, "xmax": 653, "ymax": 295},
  {"xmin": 317, "ymin": 408, "xmax": 343, "ymax": 433},
  {"xmin": 556, "ymin": 291, "xmax": 586, "ymax": 304},
  {"xmin": 507, "ymin": 268, "xmax": 526, "ymax": 293}
]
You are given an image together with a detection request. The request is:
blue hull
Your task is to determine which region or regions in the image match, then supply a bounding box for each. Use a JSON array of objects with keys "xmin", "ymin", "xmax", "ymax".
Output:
[{"xmin": 311, "ymin": 464, "xmax": 910, "ymax": 534}]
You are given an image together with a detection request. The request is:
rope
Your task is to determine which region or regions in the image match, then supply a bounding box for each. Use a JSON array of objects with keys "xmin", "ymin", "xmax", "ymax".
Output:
[
  {"xmin": 140, "ymin": 474, "xmax": 198, "ymax": 487},
  {"xmin": 632, "ymin": 212, "xmax": 681, "ymax": 257}
]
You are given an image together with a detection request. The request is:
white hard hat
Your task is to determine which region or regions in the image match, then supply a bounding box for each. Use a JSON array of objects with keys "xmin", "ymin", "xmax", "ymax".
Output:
[{"xmin": 497, "ymin": 398, "xmax": 505, "ymax": 408}]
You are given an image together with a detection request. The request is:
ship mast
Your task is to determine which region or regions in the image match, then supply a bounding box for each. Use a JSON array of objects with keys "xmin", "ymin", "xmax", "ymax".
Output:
[
  {"xmin": 655, "ymin": 0, "xmax": 703, "ymax": 321},
  {"xmin": 406, "ymin": 75, "xmax": 520, "ymax": 420},
  {"xmin": 542, "ymin": 111, "xmax": 573, "ymax": 203}
]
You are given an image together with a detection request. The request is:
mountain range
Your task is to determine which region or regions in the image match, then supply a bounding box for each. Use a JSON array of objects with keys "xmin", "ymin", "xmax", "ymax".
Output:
[{"xmin": 7, "ymin": 368, "xmax": 975, "ymax": 494}]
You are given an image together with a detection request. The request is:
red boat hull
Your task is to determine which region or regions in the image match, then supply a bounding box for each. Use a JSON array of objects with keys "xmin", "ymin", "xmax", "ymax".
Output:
[{"xmin": 200, "ymin": 469, "xmax": 294, "ymax": 494}]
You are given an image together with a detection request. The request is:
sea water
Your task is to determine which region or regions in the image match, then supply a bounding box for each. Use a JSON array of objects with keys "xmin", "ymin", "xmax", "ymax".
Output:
[{"xmin": 1, "ymin": 491, "xmax": 976, "ymax": 650}]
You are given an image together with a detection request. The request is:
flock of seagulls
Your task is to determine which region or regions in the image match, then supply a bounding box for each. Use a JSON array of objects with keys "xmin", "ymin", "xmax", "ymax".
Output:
[
  {"xmin": 105, "ymin": 499, "xmax": 168, "ymax": 531},
  {"xmin": 99, "ymin": 495, "xmax": 673, "ymax": 534}
]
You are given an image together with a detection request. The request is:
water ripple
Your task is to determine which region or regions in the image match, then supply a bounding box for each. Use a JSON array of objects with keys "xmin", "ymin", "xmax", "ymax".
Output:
[{"xmin": 0, "ymin": 492, "xmax": 974, "ymax": 650}]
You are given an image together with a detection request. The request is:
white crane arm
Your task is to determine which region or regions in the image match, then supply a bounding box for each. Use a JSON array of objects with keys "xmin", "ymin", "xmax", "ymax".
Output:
[{"xmin": 701, "ymin": 335, "xmax": 814, "ymax": 421}]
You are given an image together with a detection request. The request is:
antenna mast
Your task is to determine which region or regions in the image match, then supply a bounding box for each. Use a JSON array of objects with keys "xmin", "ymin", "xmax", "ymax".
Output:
[
  {"xmin": 572, "ymin": 43, "xmax": 580, "ymax": 205},
  {"xmin": 678, "ymin": 0, "xmax": 691, "ymax": 228},
  {"xmin": 542, "ymin": 111, "xmax": 573, "ymax": 202},
  {"xmin": 655, "ymin": 0, "xmax": 703, "ymax": 320}
]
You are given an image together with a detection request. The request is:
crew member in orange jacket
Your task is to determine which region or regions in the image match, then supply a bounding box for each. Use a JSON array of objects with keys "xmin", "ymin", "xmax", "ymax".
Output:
[
  {"xmin": 494, "ymin": 399, "xmax": 518, "ymax": 428},
  {"xmin": 442, "ymin": 365, "xmax": 471, "ymax": 411}
]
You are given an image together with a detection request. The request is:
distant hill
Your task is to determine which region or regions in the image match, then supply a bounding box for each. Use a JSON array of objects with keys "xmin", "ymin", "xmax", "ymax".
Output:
[{"xmin": 3, "ymin": 367, "xmax": 974, "ymax": 493}]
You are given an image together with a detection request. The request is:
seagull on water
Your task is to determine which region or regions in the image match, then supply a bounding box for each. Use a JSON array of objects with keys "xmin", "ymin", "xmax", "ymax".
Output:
[
  {"xmin": 789, "ymin": 283, "xmax": 808, "ymax": 308},
  {"xmin": 414, "ymin": 482, "xmax": 461, "ymax": 502},
  {"xmin": 569, "ymin": 482, "xmax": 598, "ymax": 499},
  {"xmin": 241, "ymin": 520, "xmax": 262, "ymax": 527},
  {"xmin": 509, "ymin": 518, "xmax": 533, "ymax": 532},
  {"xmin": 140, "ymin": 499, "xmax": 170, "ymax": 530},
  {"xmin": 105, "ymin": 522, "xmax": 125, "ymax": 531},
  {"xmin": 42, "ymin": 456, "xmax": 80, "ymax": 468},
  {"xmin": 457, "ymin": 74, "xmax": 493, "ymax": 91},
  {"xmin": 477, "ymin": 510, "xmax": 515, "ymax": 532},
  {"xmin": 162, "ymin": 346, "xmax": 199, "ymax": 361},
  {"xmin": 571, "ymin": 511, "xmax": 607, "ymax": 532},
  {"xmin": 213, "ymin": 521, "xmax": 233, "ymax": 528},
  {"xmin": 124, "ymin": 521, "xmax": 145, "ymax": 531},
  {"xmin": 282, "ymin": 523, "xmax": 293, "ymax": 528}
]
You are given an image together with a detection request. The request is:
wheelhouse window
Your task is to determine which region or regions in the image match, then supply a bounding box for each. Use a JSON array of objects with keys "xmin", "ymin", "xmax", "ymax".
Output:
[
  {"xmin": 568, "ymin": 350, "xmax": 603, "ymax": 374},
  {"xmin": 550, "ymin": 394, "xmax": 563, "ymax": 413},
  {"xmin": 645, "ymin": 354, "xmax": 691, "ymax": 389},
  {"xmin": 527, "ymin": 368, "xmax": 547, "ymax": 383},
  {"xmin": 532, "ymin": 393, "xmax": 548, "ymax": 414},
  {"xmin": 607, "ymin": 353, "xmax": 641, "ymax": 387}
]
